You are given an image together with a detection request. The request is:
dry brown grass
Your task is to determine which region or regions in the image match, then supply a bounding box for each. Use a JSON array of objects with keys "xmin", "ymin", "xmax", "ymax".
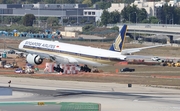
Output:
[{"xmin": 1, "ymin": 38, "xmax": 180, "ymax": 87}]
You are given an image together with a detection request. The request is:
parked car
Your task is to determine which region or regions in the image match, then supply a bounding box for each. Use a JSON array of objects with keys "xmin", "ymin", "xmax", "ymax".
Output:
[
  {"xmin": 120, "ymin": 67, "xmax": 135, "ymax": 72},
  {"xmin": 7, "ymin": 50, "xmax": 15, "ymax": 54},
  {"xmin": 151, "ymin": 56, "xmax": 160, "ymax": 61},
  {"xmin": 4, "ymin": 64, "xmax": 13, "ymax": 69},
  {"xmin": 15, "ymin": 68, "xmax": 25, "ymax": 73}
]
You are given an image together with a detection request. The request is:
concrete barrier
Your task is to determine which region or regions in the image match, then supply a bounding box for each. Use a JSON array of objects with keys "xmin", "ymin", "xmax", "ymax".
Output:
[
  {"xmin": 61, "ymin": 31, "xmax": 78, "ymax": 38},
  {"xmin": 0, "ymin": 87, "xmax": 12, "ymax": 96}
]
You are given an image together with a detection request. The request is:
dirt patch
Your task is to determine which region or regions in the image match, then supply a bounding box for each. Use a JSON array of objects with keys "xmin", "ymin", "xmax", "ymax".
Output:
[{"xmin": 1, "ymin": 38, "xmax": 180, "ymax": 87}]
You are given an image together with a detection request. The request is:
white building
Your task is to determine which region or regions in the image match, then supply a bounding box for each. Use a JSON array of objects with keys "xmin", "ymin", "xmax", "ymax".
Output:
[
  {"xmin": 131, "ymin": 0, "xmax": 180, "ymax": 16},
  {"xmin": 131, "ymin": 0, "xmax": 156, "ymax": 16},
  {"xmin": 83, "ymin": 9, "xmax": 103, "ymax": 22},
  {"xmin": 107, "ymin": 0, "xmax": 180, "ymax": 17},
  {"xmin": 108, "ymin": 3, "xmax": 128, "ymax": 13},
  {"xmin": 107, "ymin": 1, "xmax": 157, "ymax": 17}
]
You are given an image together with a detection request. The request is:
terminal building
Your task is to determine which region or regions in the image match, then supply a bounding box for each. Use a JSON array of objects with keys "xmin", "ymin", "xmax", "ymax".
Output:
[{"xmin": 0, "ymin": 3, "xmax": 103, "ymax": 26}]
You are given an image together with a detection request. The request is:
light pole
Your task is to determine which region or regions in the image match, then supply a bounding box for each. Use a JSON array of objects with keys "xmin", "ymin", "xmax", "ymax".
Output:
[
  {"xmin": 158, "ymin": 20, "xmax": 161, "ymax": 26},
  {"xmin": 76, "ymin": 5, "xmax": 78, "ymax": 25},
  {"xmin": 169, "ymin": 19, "xmax": 173, "ymax": 26},
  {"xmin": 119, "ymin": 14, "xmax": 121, "ymax": 23},
  {"xmin": 135, "ymin": 12, "xmax": 137, "ymax": 25},
  {"xmin": 166, "ymin": 13, "xmax": 173, "ymax": 25},
  {"xmin": 129, "ymin": 12, "xmax": 136, "ymax": 24},
  {"xmin": 61, "ymin": 0, "xmax": 63, "ymax": 26},
  {"xmin": 38, "ymin": 2, "xmax": 40, "ymax": 28},
  {"xmin": 171, "ymin": 14, "xmax": 173, "ymax": 26},
  {"xmin": 10, "ymin": 17, "xmax": 12, "ymax": 25}
]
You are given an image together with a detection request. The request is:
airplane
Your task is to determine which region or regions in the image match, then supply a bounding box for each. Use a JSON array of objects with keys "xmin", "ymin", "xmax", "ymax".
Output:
[{"xmin": 8, "ymin": 24, "xmax": 164, "ymax": 72}]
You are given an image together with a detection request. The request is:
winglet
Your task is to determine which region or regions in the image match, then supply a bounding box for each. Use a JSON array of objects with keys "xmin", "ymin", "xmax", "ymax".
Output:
[{"xmin": 109, "ymin": 24, "xmax": 127, "ymax": 52}]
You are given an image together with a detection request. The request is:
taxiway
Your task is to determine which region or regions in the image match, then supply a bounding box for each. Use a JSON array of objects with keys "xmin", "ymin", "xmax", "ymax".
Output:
[{"xmin": 0, "ymin": 76, "xmax": 180, "ymax": 111}]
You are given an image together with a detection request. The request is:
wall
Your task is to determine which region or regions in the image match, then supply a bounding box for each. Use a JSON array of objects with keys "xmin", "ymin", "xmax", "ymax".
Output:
[
  {"xmin": 65, "ymin": 26, "xmax": 83, "ymax": 32},
  {"xmin": 61, "ymin": 31, "xmax": 78, "ymax": 38}
]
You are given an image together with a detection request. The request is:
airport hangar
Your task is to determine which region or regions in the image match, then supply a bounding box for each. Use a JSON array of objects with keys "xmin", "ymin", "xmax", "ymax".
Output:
[{"xmin": 0, "ymin": 3, "xmax": 103, "ymax": 26}]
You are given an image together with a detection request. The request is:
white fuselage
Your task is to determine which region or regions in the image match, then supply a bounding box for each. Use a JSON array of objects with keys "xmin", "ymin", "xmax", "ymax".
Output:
[{"xmin": 19, "ymin": 39, "xmax": 126, "ymax": 66}]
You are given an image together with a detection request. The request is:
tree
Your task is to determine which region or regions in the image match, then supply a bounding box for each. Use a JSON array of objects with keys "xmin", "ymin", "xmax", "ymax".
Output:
[
  {"xmin": 121, "ymin": 5, "xmax": 147, "ymax": 23},
  {"xmin": 3, "ymin": 16, "xmax": 12, "ymax": 24},
  {"xmin": 149, "ymin": 16, "xmax": 159, "ymax": 24},
  {"xmin": 100, "ymin": 10, "xmax": 110, "ymax": 26},
  {"xmin": 47, "ymin": 17, "xmax": 59, "ymax": 26},
  {"xmin": 82, "ymin": 0, "xmax": 92, "ymax": 6},
  {"xmin": 13, "ymin": 16, "xmax": 23, "ymax": 24},
  {"xmin": 111, "ymin": 26, "xmax": 119, "ymax": 32},
  {"xmin": 96, "ymin": 1, "xmax": 111, "ymax": 9},
  {"xmin": 82, "ymin": 24, "xmax": 95, "ymax": 32},
  {"xmin": 91, "ymin": 0, "xmax": 99, "ymax": 4},
  {"xmin": 80, "ymin": 18, "xmax": 87, "ymax": 23},
  {"xmin": 121, "ymin": 5, "xmax": 138, "ymax": 23},
  {"xmin": 63, "ymin": 19, "xmax": 68, "ymax": 23},
  {"xmin": 141, "ymin": 19, "xmax": 149, "ymax": 23},
  {"xmin": 109, "ymin": 11, "xmax": 120, "ymax": 24},
  {"xmin": 160, "ymin": 4, "xmax": 175, "ymax": 24},
  {"xmin": 175, "ymin": 8, "xmax": 180, "ymax": 24},
  {"xmin": 120, "ymin": 0, "xmax": 135, "ymax": 4},
  {"xmin": 23, "ymin": 14, "xmax": 35, "ymax": 26},
  {"xmin": 138, "ymin": 8, "xmax": 147, "ymax": 22},
  {"xmin": 44, "ymin": 0, "xmax": 56, "ymax": 3}
]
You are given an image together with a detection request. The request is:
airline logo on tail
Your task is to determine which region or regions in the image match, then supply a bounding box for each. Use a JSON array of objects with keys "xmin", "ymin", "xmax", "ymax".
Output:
[
  {"xmin": 113, "ymin": 34, "xmax": 122, "ymax": 51},
  {"xmin": 109, "ymin": 25, "xmax": 127, "ymax": 52}
]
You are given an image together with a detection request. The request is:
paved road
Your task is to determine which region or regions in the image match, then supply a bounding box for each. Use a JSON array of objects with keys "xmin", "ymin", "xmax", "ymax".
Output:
[
  {"xmin": 0, "ymin": 76, "xmax": 180, "ymax": 111},
  {"xmin": 0, "ymin": 105, "xmax": 60, "ymax": 111}
]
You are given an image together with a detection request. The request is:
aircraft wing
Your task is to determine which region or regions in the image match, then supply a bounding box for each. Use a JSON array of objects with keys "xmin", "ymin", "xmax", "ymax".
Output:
[{"xmin": 121, "ymin": 44, "xmax": 165, "ymax": 55}]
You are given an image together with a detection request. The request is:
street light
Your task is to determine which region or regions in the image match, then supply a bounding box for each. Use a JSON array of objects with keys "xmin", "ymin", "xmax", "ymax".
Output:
[
  {"xmin": 38, "ymin": 5, "xmax": 40, "ymax": 28},
  {"xmin": 76, "ymin": 5, "xmax": 78, "ymax": 25},
  {"xmin": 129, "ymin": 12, "xmax": 136, "ymax": 24},
  {"xmin": 158, "ymin": 20, "xmax": 161, "ymax": 26},
  {"xmin": 135, "ymin": 12, "xmax": 137, "ymax": 25},
  {"xmin": 61, "ymin": 0, "xmax": 63, "ymax": 26},
  {"xmin": 171, "ymin": 14, "xmax": 173, "ymax": 26},
  {"xmin": 166, "ymin": 13, "xmax": 173, "ymax": 25},
  {"xmin": 169, "ymin": 19, "xmax": 173, "ymax": 25}
]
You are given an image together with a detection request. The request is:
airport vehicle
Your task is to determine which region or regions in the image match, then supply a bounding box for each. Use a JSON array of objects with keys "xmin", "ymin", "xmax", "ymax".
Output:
[
  {"xmin": 80, "ymin": 64, "xmax": 91, "ymax": 72},
  {"xmin": 151, "ymin": 56, "xmax": 161, "ymax": 61},
  {"xmin": 15, "ymin": 68, "xmax": 24, "ymax": 73},
  {"xmin": 7, "ymin": 50, "xmax": 15, "ymax": 54},
  {"xmin": 120, "ymin": 67, "xmax": 135, "ymax": 72},
  {"xmin": 4, "ymin": 64, "xmax": 13, "ymax": 69},
  {"xmin": 9, "ymin": 25, "xmax": 164, "ymax": 72}
]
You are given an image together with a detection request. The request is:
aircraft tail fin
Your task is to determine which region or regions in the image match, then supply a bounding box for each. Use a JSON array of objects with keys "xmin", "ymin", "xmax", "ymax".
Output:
[{"xmin": 109, "ymin": 24, "xmax": 127, "ymax": 52}]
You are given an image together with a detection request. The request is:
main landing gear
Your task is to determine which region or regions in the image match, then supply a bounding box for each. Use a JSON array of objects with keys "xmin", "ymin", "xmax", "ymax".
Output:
[
  {"xmin": 53, "ymin": 64, "xmax": 64, "ymax": 73},
  {"xmin": 80, "ymin": 64, "xmax": 91, "ymax": 72}
]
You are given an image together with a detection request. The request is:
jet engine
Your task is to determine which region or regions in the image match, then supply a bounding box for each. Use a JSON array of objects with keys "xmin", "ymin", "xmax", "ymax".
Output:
[{"xmin": 26, "ymin": 54, "xmax": 43, "ymax": 65}]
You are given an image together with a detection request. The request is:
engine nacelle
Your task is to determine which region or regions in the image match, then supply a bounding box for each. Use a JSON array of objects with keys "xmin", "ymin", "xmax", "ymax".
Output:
[{"xmin": 26, "ymin": 54, "xmax": 43, "ymax": 65}]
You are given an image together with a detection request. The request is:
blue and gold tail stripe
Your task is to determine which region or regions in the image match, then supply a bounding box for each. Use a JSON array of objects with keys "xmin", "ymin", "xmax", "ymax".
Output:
[
  {"xmin": 113, "ymin": 34, "xmax": 122, "ymax": 51},
  {"xmin": 109, "ymin": 24, "xmax": 127, "ymax": 52}
]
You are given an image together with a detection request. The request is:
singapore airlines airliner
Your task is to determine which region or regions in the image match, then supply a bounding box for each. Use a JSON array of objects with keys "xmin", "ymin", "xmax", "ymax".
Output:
[{"xmin": 11, "ymin": 25, "xmax": 163, "ymax": 68}]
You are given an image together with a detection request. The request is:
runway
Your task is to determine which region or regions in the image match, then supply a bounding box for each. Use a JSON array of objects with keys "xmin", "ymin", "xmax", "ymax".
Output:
[{"xmin": 0, "ymin": 76, "xmax": 180, "ymax": 111}]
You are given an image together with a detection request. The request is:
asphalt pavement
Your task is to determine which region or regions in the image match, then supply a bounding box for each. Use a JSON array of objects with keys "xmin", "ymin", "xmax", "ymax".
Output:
[{"xmin": 0, "ymin": 76, "xmax": 180, "ymax": 111}]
